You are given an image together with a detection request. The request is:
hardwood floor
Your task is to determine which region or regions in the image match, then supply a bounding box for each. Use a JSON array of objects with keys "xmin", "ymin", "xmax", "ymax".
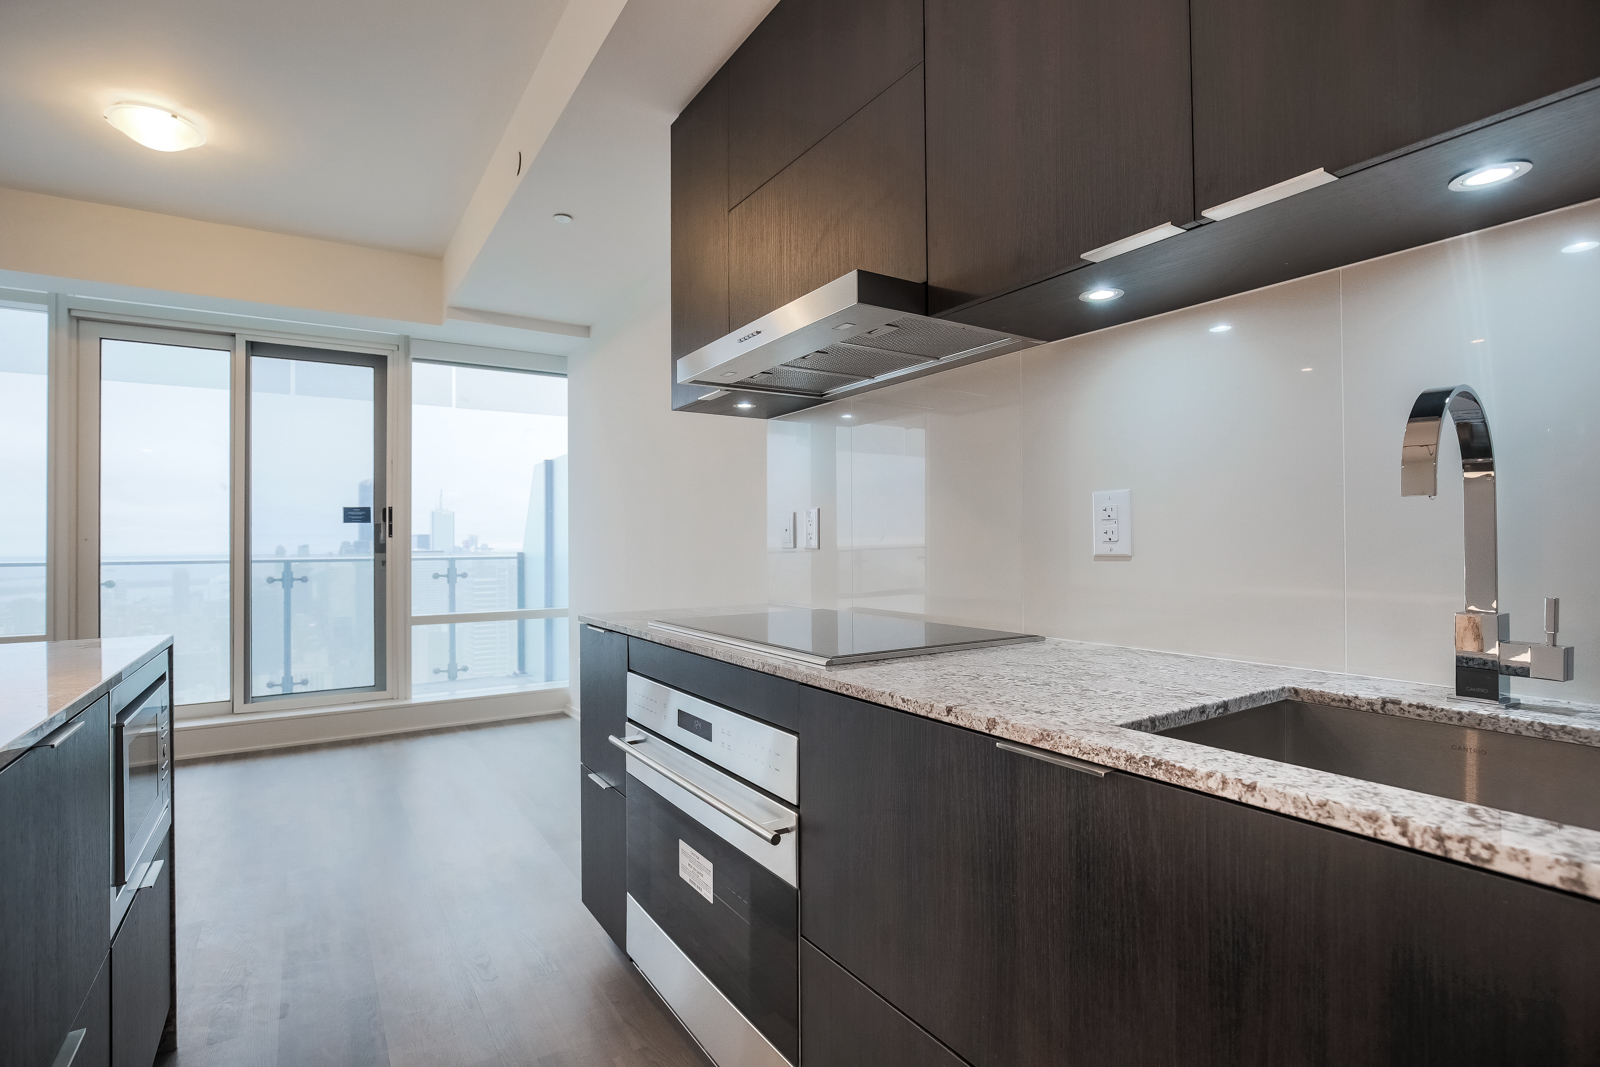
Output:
[{"xmin": 157, "ymin": 717, "xmax": 711, "ymax": 1067}]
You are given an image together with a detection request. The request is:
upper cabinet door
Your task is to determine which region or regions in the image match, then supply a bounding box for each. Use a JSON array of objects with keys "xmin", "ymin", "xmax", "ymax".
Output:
[
  {"xmin": 726, "ymin": 0, "xmax": 923, "ymax": 210},
  {"xmin": 925, "ymin": 0, "xmax": 1193, "ymax": 314},
  {"xmin": 727, "ymin": 65, "xmax": 926, "ymax": 329},
  {"xmin": 1192, "ymin": 0, "xmax": 1600, "ymax": 212},
  {"xmin": 670, "ymin": 70, "xmax": 730, "ymax": 408}
]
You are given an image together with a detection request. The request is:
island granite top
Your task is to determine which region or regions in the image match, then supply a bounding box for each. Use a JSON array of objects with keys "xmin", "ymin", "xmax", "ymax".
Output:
[
  {"xmin": 583, "ymin": 607, "xmax": 1600, "ymax": 901},
  {"xmin": 0, "ymin": 635, "xmax": 173, "ymax": 772}
]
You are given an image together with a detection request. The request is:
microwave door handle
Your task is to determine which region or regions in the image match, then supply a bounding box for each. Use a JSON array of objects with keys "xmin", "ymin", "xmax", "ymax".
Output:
[{"xmin": 609, "ymin": 734, "xmax": 795, "ymax": 846}]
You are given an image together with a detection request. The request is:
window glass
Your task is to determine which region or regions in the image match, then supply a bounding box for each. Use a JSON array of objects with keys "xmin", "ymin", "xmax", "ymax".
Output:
[
  {"xmin": 411, "ymin": 362, "xmax": 567, "ymax": 696},
  {"xmin": 100, "ymin": 339, "xmax": 232, "ymax": 703},
  {"xmin": 0, "ymin": 307, "xmax": 48, "ymax": 637}
]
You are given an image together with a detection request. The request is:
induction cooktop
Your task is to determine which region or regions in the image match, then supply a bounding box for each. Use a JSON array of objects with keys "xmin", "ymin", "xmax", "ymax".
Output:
[{"xmin": 649, "ymin": 607, "xmax": 1042, "ymax": 667}]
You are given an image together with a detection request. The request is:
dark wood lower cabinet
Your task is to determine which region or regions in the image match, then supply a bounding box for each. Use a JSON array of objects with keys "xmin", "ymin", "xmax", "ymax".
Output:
[
  {"xmin": 800, "ymin": 939, "xmax": 967, "ymax": 1067},
  {"xmin": 580, "ymin": 764, "xmax": 627, "ymax": 951},
  {"xmin": 579, "ymin": 625, "xmax": 629, "ymax": 790},
  {"xmin": 69, "ymin": 954, "xmax": 112, "ymax": 1067},
  {"xmin": 798, "ymin": 683, "xmax": 1600, "ymax": 1067},
  {"xmin": 0, "ymin": 698, "xmax": 111, "ymax": 1067},
  {"xmin": 111, "ymin": 834, "xmax": 171, "ymax": 1067}
]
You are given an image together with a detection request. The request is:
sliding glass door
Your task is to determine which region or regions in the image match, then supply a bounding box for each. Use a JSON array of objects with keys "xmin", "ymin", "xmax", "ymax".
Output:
[
  {"xmin": 85, "ymin": 322, "xmax": 234, "ymax": 707},
  {"xmin": 248, "ymin": 343, "xmax": 387, "ymax": 701}
]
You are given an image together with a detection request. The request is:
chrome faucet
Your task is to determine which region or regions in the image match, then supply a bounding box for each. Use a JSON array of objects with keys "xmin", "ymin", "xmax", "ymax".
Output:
[{"xmin": 1401, "ymin": 385, "xmax": 1575, "ymax": 703}]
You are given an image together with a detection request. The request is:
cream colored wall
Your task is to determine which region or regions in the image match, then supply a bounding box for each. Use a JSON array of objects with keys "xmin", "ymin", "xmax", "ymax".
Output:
[
  {"xmin": 569, "ymin": 290, "xmax": 768, "ymax": 703},
  {"xmin": 0, "ymin": 185, "xmax": 443, "ymax": 324},
  {"xmin": 770, "ymin": 195, "xmax": 1600, "ymax": 703}
]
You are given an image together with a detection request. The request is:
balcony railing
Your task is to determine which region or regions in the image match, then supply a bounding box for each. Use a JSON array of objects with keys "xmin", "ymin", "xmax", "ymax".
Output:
[{"xmin": 79, "ymin": 553, "xmax": 566, "ymax": 702}]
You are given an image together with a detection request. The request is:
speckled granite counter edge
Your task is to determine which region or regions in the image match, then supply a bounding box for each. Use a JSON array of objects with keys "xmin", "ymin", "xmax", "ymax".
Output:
[
  {"xmin": 0, "ymin": 636, "xmax": 173, "ymax": 772},
  {"xmin": 581, "ymin": 612, "xmax": 1600, "ymax": 901}
]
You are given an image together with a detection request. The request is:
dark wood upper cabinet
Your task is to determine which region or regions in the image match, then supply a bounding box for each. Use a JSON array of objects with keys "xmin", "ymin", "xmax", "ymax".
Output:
[
  {"xmin": 726, "ymin": 0, "xmax": 923, "ymax": 209},
  {"xmin": 670, "ymin": 69, "xmax": 730, "ymax": 410},
  {"xmin": 925, "ymin": 0, "xmax": 1193, "ymax": 313},
  {"xmin": 728, "ymin": 64, "xmax": 926, "ymax": 329},
  {"xmin": 1191, "ymin": 0, "xmax": 1600, "ymax": 211}
]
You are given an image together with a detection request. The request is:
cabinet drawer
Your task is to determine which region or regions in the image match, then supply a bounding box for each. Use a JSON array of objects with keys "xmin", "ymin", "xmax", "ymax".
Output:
[
  {"xmin": 580, "ymin": 764, "xmax": 627, "ymax": 951},
  {"xmin": 111, "ymin": 834, "xmax": 171, "ymax": 1067},
  {"xmin": 801, "ymin": 939, "xmax": 967, "ymax": 1067}
]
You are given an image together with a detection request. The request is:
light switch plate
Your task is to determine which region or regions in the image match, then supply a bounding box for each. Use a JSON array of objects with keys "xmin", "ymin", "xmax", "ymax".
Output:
[
  {"xmin": 804, "ymin": 508, "xmax": 820, "ymax": 550},
  {"xmin": 1092, "ymin": 489, "xmax": 1132, "ymax": 559},
  {"xmin": 780, "ymin": 512, "xmax": 796, "ymax": 549}
]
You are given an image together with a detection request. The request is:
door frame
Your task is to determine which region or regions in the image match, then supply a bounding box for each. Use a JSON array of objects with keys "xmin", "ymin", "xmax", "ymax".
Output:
[{"xmin": 57, "ymin": 306, "xmax": 407, "ymax": 715}]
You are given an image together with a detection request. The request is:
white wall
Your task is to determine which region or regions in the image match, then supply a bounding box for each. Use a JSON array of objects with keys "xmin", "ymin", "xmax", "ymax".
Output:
[
  {"xmin": 770, "ymin": 195, "xmax": 1600, "ymax": 704},
  {"xmin": 569, "ymin": 286, "xmax": 768, "ymax": 703}
]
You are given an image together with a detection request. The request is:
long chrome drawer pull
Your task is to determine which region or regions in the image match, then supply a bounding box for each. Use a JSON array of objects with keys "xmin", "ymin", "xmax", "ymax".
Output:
[
  {"xmin": 609, "ymin": 734, "xmax": 796, "ymax": 845},
  {"xmin": 586, "ymin": 771, "xmax": 613, "ymax": 791},
  {"xmin": 997, "ymin": 740, "xmax": 1109, "ymax": 778},
  {"xmin": 39, "ymin": 718, "xmax": 85, "ymax": 749}
]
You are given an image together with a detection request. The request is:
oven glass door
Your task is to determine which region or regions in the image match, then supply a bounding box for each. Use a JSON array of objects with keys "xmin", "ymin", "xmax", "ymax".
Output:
[
  {"xmin": 117, "ymin": 682, "xmax": 169, "ymax": 885},
  {"xmin": 628, "ymin": 775, "xmax": 799, "ymax": 1062}
]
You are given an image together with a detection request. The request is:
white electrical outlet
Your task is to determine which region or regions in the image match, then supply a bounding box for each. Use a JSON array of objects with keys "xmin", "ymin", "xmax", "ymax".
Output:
[
  {"xmin": 804, "ymin": 507, "xmax": 820, "ymax": 550},
  {"xmin": 1092, "ymin": 490, "xmax": 1132, "ymax": 559},
  {"xmin": 780, "ymin": 512, "xmax": 796, "ymax": 549}
]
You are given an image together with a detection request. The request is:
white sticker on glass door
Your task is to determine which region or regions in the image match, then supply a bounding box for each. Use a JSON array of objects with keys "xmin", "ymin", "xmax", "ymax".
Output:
[{"xmin": 679, "ymin": 839, "xmax": 714, "ymax": 903}]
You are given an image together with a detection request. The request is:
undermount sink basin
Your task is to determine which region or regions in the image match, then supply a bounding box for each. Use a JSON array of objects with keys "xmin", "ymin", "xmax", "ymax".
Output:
[{"xmin": 1156, "ymin": 699, "xmax": 1600, "ymax": 833}]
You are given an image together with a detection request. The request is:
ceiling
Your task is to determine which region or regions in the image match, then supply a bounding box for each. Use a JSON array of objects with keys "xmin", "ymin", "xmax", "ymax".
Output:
[
  {"xmin": 453, "ymin": 0, "xmax": 776, "ymax": 333},
  {"xmin": 0, "ymin": 0, "xmax": 777, "ymax": 347},
  {"xmin": 0, "ymin": 0, "xmax": 564, "ymax": 255}
]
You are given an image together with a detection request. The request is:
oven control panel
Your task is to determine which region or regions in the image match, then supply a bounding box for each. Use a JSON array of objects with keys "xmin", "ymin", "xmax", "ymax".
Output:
[{"xmin": 626, "ymin": 673, "xmax": 798, "ymax": 803}]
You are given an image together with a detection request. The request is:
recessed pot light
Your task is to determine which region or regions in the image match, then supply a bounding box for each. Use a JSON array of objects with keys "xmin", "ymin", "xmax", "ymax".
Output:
[
  {"xmin": 735, "ymin": 401, "xmax": 753, "ymax": 409},
  {"xmin": 553, "ymin": 213, "xmax": 573, "ymax": 223},
  {"xmin": 1447, "ymin": 160, "xmax": 1532, "ymax": 192},
  {"xmin": 104, "ymin": 103, "xmax": 204, "ymax": 152},
  {"xmin": 1079, "ymin": 287, "xmax": 1124, "ymax": 303},
  {"xmin": 1562, "ymin": 240, "xmax": 1599, "ymax": 253},
  {"xmin": 1209, "ymin": 323, "xmax": 1232, "ymax": 333}
]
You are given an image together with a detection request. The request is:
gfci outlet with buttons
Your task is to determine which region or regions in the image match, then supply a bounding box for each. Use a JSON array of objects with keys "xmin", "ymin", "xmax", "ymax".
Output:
[
  {"xmin": 1092, "ymin": 489, "xmax": 1133, "ymax": 559},
  {"xmin": 804, "ymin": 508, "xmax": 821, "ymax": 550}
]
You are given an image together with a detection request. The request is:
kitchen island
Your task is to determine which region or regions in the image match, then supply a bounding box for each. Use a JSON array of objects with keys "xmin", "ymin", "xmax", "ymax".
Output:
[
  {"xmin": 581, "ymin": 609, "xmax": 1600, "ymax": 1067},
  {"xmin": 0, "ymin": 635, "xmax": 176, "ymax": 1067}
]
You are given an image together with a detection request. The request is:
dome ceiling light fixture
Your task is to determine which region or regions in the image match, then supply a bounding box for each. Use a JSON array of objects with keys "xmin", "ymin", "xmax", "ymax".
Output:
[
  {"xmin": 1446, "ymin": 160, "xmax": 1532, "ymax": 192},
  {"xmin": 104, "ymin": 102, "xmax": 205, "ymax": 152}
]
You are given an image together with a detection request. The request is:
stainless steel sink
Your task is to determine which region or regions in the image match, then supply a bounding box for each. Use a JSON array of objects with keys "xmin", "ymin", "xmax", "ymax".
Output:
[{"xmin": 1156, "ymin": 699, "xmax": 1600, "ymax": 832}]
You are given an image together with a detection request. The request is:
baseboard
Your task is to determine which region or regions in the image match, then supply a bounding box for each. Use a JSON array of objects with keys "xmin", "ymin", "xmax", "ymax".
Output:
[{"xmin": 174, "ymin": 686, "xmax": 572, "ymax": 760}]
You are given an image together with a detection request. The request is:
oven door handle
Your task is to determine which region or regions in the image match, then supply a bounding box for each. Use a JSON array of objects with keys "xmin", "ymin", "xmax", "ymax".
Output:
[{"xmin": 610, "ymin": 734, "xmax": 796, "ymax": 846}]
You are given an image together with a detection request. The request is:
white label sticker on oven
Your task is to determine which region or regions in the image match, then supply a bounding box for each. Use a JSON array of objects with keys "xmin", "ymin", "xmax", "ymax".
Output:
[{"xmin": 679, "ymin": 839, "xmax": 714, "ymax": 903}]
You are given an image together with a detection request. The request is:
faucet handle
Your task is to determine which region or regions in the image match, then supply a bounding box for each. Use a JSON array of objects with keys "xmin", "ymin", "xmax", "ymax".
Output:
[{"xmin": 1546, "ymin": 597, "xmax": 1561, "ymax": 646}]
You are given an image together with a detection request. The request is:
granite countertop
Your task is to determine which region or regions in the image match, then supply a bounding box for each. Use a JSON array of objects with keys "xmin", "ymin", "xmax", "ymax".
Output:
[
  {"xmin": 0, "ymin": 636, "xmax": 174, "ymax": 772},
  {"xmin": 584, "ymin": 608, "xmax": 1600, "ymax": 901}
]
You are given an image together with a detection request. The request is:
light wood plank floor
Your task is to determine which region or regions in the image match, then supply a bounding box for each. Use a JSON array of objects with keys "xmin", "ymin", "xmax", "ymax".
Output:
[{"xmin": 157, "ymin": 716, "xmax": 711, "ymax": 1067}]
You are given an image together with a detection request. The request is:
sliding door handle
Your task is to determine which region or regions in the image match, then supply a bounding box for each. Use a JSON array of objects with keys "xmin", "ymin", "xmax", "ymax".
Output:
[
  {"xmin": 609, "ymin": 734, "xmax": 795, "ymax": 845},
  {"xmin": 997, "ymin": 740, "xmax": 1109, "ymax": 778}
]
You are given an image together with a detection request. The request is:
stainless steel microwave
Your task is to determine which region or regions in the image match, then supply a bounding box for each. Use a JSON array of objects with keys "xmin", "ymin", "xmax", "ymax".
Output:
[{"xmin": 111, "ymin": 652, "xmax": 172, "ymax": 930}]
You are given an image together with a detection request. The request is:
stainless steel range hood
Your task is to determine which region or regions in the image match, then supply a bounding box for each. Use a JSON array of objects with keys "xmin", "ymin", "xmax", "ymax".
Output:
[{"xmin": 676, "ymin": 271, "xmax": 1040, "ymax": 401}]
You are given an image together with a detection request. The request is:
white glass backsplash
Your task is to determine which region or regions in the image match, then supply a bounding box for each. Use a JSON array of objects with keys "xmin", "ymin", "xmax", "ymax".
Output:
[{"xmin": 768, "ymin": 195, "xmax": 1600, "ymax": 703}]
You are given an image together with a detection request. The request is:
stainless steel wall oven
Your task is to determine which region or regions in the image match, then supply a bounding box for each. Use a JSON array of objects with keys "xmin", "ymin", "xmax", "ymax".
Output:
[
  {"xmin": 111, "ymin": 653, "xmax": 171, "ymax": 929},
  {"xmin": 613, "ymin": 673, "xmax": 798, "ymax": 1067}
]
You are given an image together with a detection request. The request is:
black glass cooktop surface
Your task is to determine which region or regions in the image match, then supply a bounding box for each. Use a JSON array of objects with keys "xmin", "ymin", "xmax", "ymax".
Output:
[{"xmin": 651, "ymin": 607, "xmax": 1041, "ymax": 666}]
